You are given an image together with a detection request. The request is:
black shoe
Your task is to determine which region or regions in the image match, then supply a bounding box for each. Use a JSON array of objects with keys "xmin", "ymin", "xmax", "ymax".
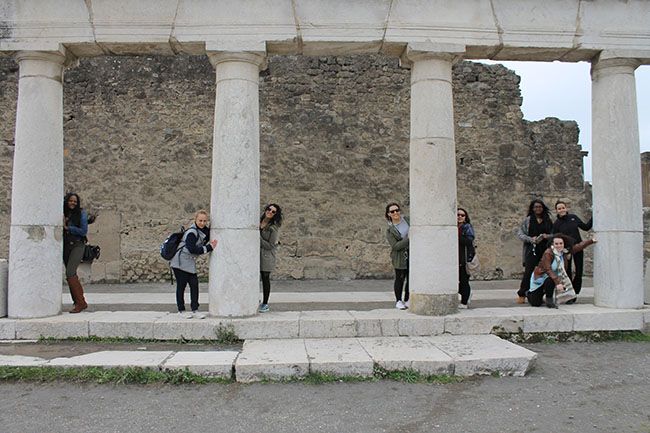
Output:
[
  {"xmin": 546, "ymin": 299, "xmax": 558, "ymax": 309},
  {"xmin": 565, "ymin": 297, "xmax": 577, "ymax": 305}
]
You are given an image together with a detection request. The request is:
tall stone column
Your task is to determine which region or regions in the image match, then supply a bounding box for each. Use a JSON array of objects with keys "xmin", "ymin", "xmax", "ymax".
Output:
[
  {"xmin": 591, "ymin": 54, "xmax": 644, "ymax": 309},
  {"xmin": 404, "ymin": 44, "xmax": 464, "ymax": 315},
  {"xmin": 207, "ymin": 50, "xmax": 266, "ymax": 317},
  {"xmin": 8, "ymin": 50, "xmax": 67, "ymax": 318}
]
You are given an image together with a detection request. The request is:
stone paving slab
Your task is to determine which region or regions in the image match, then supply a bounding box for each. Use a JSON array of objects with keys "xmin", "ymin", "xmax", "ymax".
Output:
[
  {"xmin": 0, "ymin": 305, "xmax": 647, "ymax": 341},
  {"xmin": 433, "ymin": 334, "xmax": 537, "ymax": 377},
  {"xmin": 304, "ymin": 338, "xmax": 374, "ymax": 377},
  {"xmin": 47, "ymin": 351, "xmax": 174, "ymax": 367},
  {"xmin": 235, "ymin": 339, "xmax": 309, "ymax": 383},
  {"xmin": 162, "ymin": 351, "xmax": 238, "ymax": 378},
  {"xmin": 358, "ymin": 336, "xmax": 455, "ymax": 375},
  {"xmin": 0, "ymin": 354, "xmax": 47, "ymax": 366}
]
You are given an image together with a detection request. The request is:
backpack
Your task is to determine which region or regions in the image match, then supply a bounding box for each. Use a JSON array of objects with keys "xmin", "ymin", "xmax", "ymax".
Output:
[{"xmin": 160, "ymin": 227, "xmax": 186, "ymax": 261}]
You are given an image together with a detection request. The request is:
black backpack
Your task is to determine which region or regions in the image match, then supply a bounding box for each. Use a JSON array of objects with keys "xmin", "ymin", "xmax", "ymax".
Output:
[{"xmin": 160, "ymin": 227, "xmax": 186, "ymax": 261}]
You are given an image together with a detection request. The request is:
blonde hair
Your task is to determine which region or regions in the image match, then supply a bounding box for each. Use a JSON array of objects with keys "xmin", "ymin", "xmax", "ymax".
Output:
[{"xmin": 194, "ymin": 209, "xmax": 209, "ymax": 221}]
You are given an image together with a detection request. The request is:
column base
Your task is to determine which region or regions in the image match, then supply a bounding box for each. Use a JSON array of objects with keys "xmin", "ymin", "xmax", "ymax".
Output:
[{"xmin": 410, "ymin": 293, "xmax": 457, "ymax": 316}]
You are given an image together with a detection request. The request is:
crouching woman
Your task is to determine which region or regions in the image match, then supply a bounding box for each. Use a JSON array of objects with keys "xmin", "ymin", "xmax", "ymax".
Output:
[{"xmin": 528, "ymin": 234, "xmax": 596, "ymax": 308}]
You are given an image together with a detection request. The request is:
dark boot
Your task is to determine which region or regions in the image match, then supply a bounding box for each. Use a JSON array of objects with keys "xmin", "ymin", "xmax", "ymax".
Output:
[
  {"xmin": 545, "ymin": 295, "xmax": 558, "ymax": 309},
  {"xmin": 67, "ymin": 276, "xmax": 88, "ymax": 313}
]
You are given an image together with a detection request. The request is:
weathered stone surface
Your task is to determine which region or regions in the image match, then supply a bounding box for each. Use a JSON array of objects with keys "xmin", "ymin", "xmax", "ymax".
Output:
[
  {"xmin": 348, "ymin": 310, "xmax": 401, "ymax": 337},
  {"xmin": 152, "ymin": 314, "xmax": 217, "ymax": 340},
  {"xmin": 304, "ymin": 338, "xmax": 374, "ymax": 376},
  {"xmin": 88, "ymin": 311, "xmax": 166, "ymax": 339},
  {"xmin": 0, "ymin": 354, "xmax": 47, "ymax": 366},
  {"xmin": 444, "ymin": 308, "xmax": 524, "ymax": 335},
  {"xmin": 15, "ymin": 315, "xmax": 89, "ymax": 339},
  {"xmin": 0, "ymin": 55, "xmax": 592, "ymax": 282},
  {"xmin": 48, "ymin": 351, "xmax": 172, "ymax": 367},
  {"xmin": 235, "ymin": 339, "xmax": 309, "ymax": 382},
  {"xmin": 357, "ymin": 336, "xmax": 454, "ymax": 374},
  {"xmin": 162, "ymin": 351, "xmax": 237, "ymax": 378},
  {"xmin": 522, "ymin": 308, "xmax": 574, "ymax": 333},
  {"xmin": 571, "ymin": 305, "xmax": 644, "ymax": 331},
  {"xmin": 227, "ymin": 312, "xmax": 301, "ymax": 339},
  {"xmin": 298, "ymin": 310, "xmax": 357, "ymax": 338},
  {"xmin": 0, "ymin": 318, "xmax": 15, "ymax": 339}
]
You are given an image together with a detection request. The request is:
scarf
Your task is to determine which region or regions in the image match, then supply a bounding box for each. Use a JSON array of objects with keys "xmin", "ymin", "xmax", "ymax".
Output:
[{"xmin": 551, "ymin": 246, "xmax": 574, "ymax": 293}]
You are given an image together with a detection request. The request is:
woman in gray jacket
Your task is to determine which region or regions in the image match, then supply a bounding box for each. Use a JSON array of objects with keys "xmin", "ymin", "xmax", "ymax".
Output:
[
  {"xmin": 386, "ymin": 202, "xmax": 409, "ymax": 310},
  {"xmin": 170, "ymin": 210, "xmax": 217, "ymax": 319},
  {"xmin": 259, "ymin": 203, "xmax": 282, "ymax": 313}
]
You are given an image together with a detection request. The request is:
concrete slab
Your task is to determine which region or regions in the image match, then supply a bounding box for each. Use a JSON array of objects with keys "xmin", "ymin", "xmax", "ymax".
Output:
[
  {"xmin": 89, "ymin": 311, "xmax": 167, "ymax": 339},
  {"xmin": 0, "ymin": 354, "xmax": 48, "ymax": 367},
  {"xmin": 235, "ymin": 339, "xmax": 308, "ymax": 383},
  {"xmin": 0, "ymin": 319, "xmax": 16, "ymax": 339},
  {"xmin": 15, "ymin": 314, "xmax": 89, "ymax": 339},
  {"xmin": 348, "ymin": 310, "xmax": 401, "ymax": 337},
  {"xmin": 432, "ymin": 334, "xmax": 537, "ymax": 377},
  {"xmin": 152, "ymin": 314, "xmax": 218, "ymax": 340},
  {"xmin": 445, "ymin": 308, "xmax": 524, "ymax": 335},
  {"xmin": 357, "ymin": 337, "xmax": 454, "ymax": 375},
  {"xmin": 162, "ymin": 351, "xmax": 238, "ymax": 378},
  {"xmin": 571, "ymin": 305, "xmax": 645, "ymax": 331},
  {"xmin": 48, "ymin": 351, "xmax": 173, "ymax": 367},
  {"xmin": 228, "ymin": 311, "xmax": 301, "ymax": 339},
  {"xmin": 299, "ymin": 310, "xmax": 357, "ymax": 338},
  {"xmin": 304, "ymin": 338, "xmax": 374, "ymax": 377}
]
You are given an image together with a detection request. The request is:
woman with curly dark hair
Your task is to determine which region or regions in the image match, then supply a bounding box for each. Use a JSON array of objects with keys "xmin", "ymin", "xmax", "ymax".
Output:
[
  {"xmin": 457, "ymin": 207, "xmax": 475, "ymax": 308},
  {"xmin": 259, "ymin": 203, "xmax": 283, "ymax": 313},
  {"xmin": 63, "ymin": 192, "xmax": 88, "ymax": 313},
  {"xmin": 515, "ymin": 199, "xmax": 553, "ymax": 303}
]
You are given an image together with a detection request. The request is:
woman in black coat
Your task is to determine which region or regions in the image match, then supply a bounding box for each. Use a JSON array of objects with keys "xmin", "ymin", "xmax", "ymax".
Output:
[{"xmin": 552, "ymin": 200, "xmax": 593, "ymax": 298}]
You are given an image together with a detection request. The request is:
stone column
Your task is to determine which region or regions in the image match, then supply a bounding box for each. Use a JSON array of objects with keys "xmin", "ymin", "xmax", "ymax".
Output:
[
  {"xmin": 404, "ymin": 44, "xmax": 464, "ymax": 315},
  {"xmin": 207, "ymin": 50, "xmax": 266, "ymax": 317},
  {"xmin": 591, "ymin": 55, "xmax": 644, "ymax": 309},
  {"xmin": 8, "ymin": 50, "xmax": 67, "ymax": 318}
]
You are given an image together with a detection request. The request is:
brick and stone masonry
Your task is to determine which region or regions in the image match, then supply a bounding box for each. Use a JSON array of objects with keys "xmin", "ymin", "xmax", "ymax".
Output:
[{"xmin": 0, "ymin": 54, "xmax": 593, "ymax": 282}]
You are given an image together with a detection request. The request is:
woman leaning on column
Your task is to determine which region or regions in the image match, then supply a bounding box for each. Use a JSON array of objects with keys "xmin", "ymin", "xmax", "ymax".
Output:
[
  {"xmin": 259, "ymin": 203, "xmax": 282, "ymax": 313},
  {"xmin": 385, "ymin": 202, "xmax": 409, "ymax": 310},
  {"xmin": 63, "ymin": 192, "xmax": 89, "ymax": 313}
]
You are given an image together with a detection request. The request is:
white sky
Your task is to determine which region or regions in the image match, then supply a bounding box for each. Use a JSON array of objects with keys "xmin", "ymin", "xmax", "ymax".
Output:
[{"xmin": 478, "ymin": 60, "xmax": 650, "ymax": 182}]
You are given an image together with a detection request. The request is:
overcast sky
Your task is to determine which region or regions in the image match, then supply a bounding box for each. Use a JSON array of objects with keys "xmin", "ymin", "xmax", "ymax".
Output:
[{"xmin": 478, "ymin": 61, "xmax": 650, "ymax": 182}]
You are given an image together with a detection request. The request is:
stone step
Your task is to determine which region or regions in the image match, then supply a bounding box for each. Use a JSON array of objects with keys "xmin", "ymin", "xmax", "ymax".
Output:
[
  {"xmin": 0, "ymin": 335, "xmax": 538, "ymax": 382},
  {"xmin": 1, "ymin": 304, "xmax": 647, "ymax": 340}
]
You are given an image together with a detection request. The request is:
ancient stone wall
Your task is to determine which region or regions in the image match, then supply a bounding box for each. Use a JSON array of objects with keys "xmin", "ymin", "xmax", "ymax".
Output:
[{"xmin": 0, "ymin": 54, "xmax": 592, "ymax": 282}]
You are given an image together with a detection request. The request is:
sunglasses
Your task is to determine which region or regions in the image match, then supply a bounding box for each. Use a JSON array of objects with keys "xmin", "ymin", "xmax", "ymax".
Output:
[
  {"xmin": 266, "ymin": 208, "xmax": 277, "ymax": 214},
  {"xmin": 388, "ymin": 209, "xmax": 400, "ymax": 214},
  {"xmin": 457, "ymin": 213, "xmax": 466, "ymax": 217}
]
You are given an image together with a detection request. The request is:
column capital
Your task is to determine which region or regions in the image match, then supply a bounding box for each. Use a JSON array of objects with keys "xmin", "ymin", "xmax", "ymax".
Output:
[
  {"xmin": 206, "ymin": 40, "xmax": 267, "ymax": 70},
  {"xmin": 591, "ymin": 52, "xmax": 642, "ymax": 80},
  {"xmin": 14, "ymin": 48, "xmax": 78, "ymax": 81},
  {"xmin": 399, "ymin": 42, "xmax": 465, "ymax": 68}
]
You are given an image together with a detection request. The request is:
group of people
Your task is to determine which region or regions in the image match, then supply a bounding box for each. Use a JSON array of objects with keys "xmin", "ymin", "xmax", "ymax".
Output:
[
  {"xmin": 63, "ymin": 192, "xmax": 594, "ymax": 317},
  {"xmin": 62, "ymin": 193, "xmax": 283, "ymax": 317},
  {"xmin": 385, "ymin": 199, "xmax": 594, "ymax": 310}
]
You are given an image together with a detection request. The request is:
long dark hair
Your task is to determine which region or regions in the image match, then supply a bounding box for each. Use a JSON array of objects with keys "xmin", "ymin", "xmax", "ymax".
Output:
[
  {"xmin": 261, "ymin": 203, "xmax": 283, "ymax": 227},
  {"xmin": 385, "ymin": 202, "xmax": 400, "ymax": 222},
  {"xmin": 550, "ymin": 233, "xmax": 575, "ymax": 250},
  {"xmin": 457, "ymin": 207, "xmax": 471, "ymax": 224},
  {"xmin": 63, "ymin": 192, "xmax": 82, "ymax": 226},
  {"xmin": 527, "ymin": 199, "xmax": 552, "ymax": 223}
]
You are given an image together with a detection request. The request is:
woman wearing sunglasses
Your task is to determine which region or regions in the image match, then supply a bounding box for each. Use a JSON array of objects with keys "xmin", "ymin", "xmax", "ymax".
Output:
[
  {"xmin": 457, "ymin": 207, "xmax": 475, "ymax": 308},
  {"xmin": 259, "ymin": 203, "xmax": 283, "ymax": 313},
  {"xmin": 385, "ymin": 202, "xmax": 409, "ymax": 310}
]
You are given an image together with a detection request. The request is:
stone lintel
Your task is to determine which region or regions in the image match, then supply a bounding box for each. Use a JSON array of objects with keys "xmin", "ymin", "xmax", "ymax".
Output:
[
  {"xmin": 399, "ymin": 42, "xmax": 465, "ymax": 68},
  {"xmin": 410, "ymin": 293, "xmax": 457, "ymax": 316}
]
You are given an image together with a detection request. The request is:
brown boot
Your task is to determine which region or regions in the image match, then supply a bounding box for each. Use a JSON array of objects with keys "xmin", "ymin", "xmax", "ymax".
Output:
[{"xmin": 67, "ymin": 275, "xmax": 88, "ymax": 313}]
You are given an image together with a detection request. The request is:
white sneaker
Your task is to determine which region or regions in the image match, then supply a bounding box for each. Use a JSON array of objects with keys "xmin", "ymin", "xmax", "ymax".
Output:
[
  {"xmin": 192, "ymin": 311, "xmax": 206, "ymax": 319},
  {"xmin": 178, "ymin": 312, "xmax": 193, "ymax": 319},
  {"xmin": 458, "ymin": 303, "xmax": 468, "ymax": 309},
  {"xmin": 404, "ymin": 300, "xmax": 410, "ymax": 309},
  {"xmin": 396, "ymin": 300, "xmax": 407, "ymax": 310}
]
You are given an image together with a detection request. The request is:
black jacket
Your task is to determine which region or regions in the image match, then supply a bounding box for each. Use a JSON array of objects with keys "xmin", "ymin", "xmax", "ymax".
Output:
[{"xmin": 552, "ymin": 213, "xmax": 592, "ymax": 243}]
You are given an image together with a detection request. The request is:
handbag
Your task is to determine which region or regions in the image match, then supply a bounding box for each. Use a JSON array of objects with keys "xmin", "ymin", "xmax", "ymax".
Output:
[
  {"xmin": 465, "ymin": 253, "xmax": 480, "ymax": 275},
  {"xmin": 82, "ymin": 244, "xmax": 101, "ymax": 263},
  {"xmin": 555, "ymin": 286, "xmax": 577, "ymax": 304}
]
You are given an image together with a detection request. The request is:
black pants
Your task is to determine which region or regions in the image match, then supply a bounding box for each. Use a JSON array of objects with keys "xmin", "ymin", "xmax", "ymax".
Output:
[
  {"xmin": 394, "ymin": 269, "xmax": 409, "ymax": 302},
  {"xmin": 518, "ymin": 249, "xmax": 543, "ymax": 297},
  {"xmin": 173, "ymin": 268, "xmax": 199, "ymax": 312},
  {"xmin": 526, "ymin": 278, "xmax": 555, "ymax": 307},
  {"xmin": 458, "ymin": 264, "xmax": 471, "ymax": 305},
  {"xmin": 569, "ymin": 251, "xmax": 585, "ymax": 294},
  {"xmin": 261, "ymin": 271, "xmax": 271, "ymax": 304}
]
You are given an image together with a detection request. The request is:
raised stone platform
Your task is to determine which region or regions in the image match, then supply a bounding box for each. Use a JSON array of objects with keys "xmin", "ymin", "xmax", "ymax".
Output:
[
  {"xmin": 0, "ymin": 334, "xmax": 537, "ymax": 381},
  {"xmin": 0, "ymin": 304, "xmax": 647, "ymax": 341}
]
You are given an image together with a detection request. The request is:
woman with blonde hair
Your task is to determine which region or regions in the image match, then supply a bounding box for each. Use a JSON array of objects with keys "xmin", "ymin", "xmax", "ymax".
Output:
[{"xmin": 170, "ymin": 210, "xmax": 217, "ymax": 319}]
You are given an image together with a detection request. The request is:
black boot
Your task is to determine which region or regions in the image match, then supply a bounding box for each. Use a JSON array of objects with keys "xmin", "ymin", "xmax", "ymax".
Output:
[{"xmin": 546, "ymin": 296, "xmax": 558, "ymax": 309}]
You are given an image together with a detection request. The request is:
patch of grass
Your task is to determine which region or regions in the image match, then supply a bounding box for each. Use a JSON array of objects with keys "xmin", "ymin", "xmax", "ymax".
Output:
[
  {"xmin": 0, "ymin": 366, "xmax": 232, "ymax": 385},
  {"xmin": 37, "ymin": 335, "xmax": 239, "ymax": 346},
  {"xmin": 215, "ymin": 324, "xmax": 240, "ymax": 345},
  {"xmin": 372, "ymin": 365, "xmax": 464, "ymax": 384},
  {"xmin": 497, "ymin": 330, "xmax": 650, "ymax": 344}
]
